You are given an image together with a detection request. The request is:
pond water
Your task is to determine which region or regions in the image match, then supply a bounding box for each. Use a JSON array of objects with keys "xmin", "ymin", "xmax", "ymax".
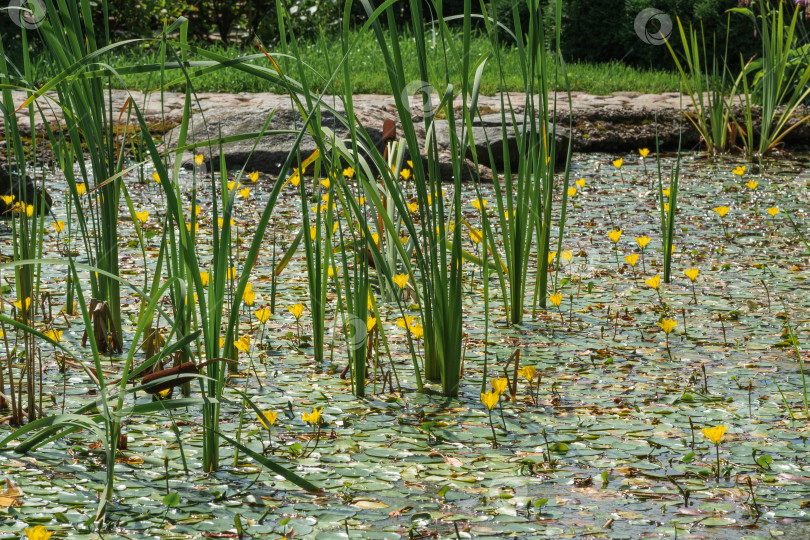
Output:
[{"xmin": 0, "ymin": 152, "xmax": 807, "ymax": 539}]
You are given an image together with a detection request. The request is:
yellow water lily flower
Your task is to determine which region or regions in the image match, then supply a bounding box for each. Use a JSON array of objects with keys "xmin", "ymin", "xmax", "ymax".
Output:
[
  {"xmin": 561, "ymin": 250, "xmax": 573, "ymax": 262},
  {"xmin": 242, "ymin": 283, "xmax": 256, "ymax": 306},
  {"xmin": 343, "ymin": 167, "xmax": 355, "ymax": 178},
  {"xmin": 397, "ymin": 315, "xmax": 416, "ymax": 330},
  {"xmin": 471, "ymin": 198, "xmax": 487, "ymax": 211},
  {"xmin": 234, "ymin": 335, "xmax": 250, "ymax": 353},
  {"xmin": 13, "ymin": 298, "xmax": 30, "ymax": 311},
  {"xmin": 257, "ymin": 410, "xmax": 278, "ymax": 428},
  {"xmin": 249, "ymin": 171, "xmax": 259, "ymax": 182},
  {"xmin": 684, "ymin": 268, "xmax": 699, "ymax": 281},
  {"xmin": 636, "ymin": 236, "xmax": 651, "ymax": 249},
  {"xmin": 226, "ymin": 267, "xmax": 237, "ymax": 280},
  {"xmin": 327, "ymin": 266, "xmax": 335, "ymax": 278},
  {"xmin": 491, "ymin": 377, "xmax": 508, "ymax": 396},
  {"xmin": 645, "ymin": 274, "xmax": 661, "ymax": 290},
  {"xmin": 393, "ymin": 274, "xmax": 409, "ymax": 289},
  {"xmin": 746, "ymin": 180, "xmax": 758, "ymax": 190},
  {"xmin": 0, "ymin": 195, "xmax": 13, "ymax": 205},
  {"xmin": 151, "ymin": 172, "xmax": 161, "ymax": 184},
  {"xmin": 400, "ymin": 168, "xmax": 411, "ymax": 180},
  {"xmin": 549, "ymin": 292, "xmax": 563, "ymax": 307},
  {"xmin": 238, "ymin": 187, "xmax": 250, "ymax": 199},
  {"xmin": 135, "ymin": 211, "xmax": 148, "ymax": 224},
  {"xmin": 624, "ymin": 254, "xmax": 639, "ymax": 267},
  {"xmin": 302, "ymin": 407, "xmax": 323, "ymax": 424},
  {"xmin": 218, "ymin": 217, "xmax": 235, "ymax": 228},
  {"xmin": 254, "ymin": 308, "xmax": 272, "ymax": 324},
  {"xmin": 701, "ymin": 425, "xmax": 728, "ymax": 445},
  {"xmin": 76, "ymin": 183, "xmax": 87, "ymax": 195},
  {"xmin": 407, "ymin": 202, "xmax": 419, "ymax": 213},
  {"xmin": 657, "ymin": 318, "xmax": 677, "ymax": 334},
  {"xmin": 639, "ymin": 148, "xmax": 650, "ymax": 159},
  {"xmin": 608, "ymin": 229, "xmax": 622, "ymax": 244},
  {"xmin": 289, "ymin": 170, "xmax": 301, "ymax": 187},
  {"xmin": 547, "ymin": 251, "xmax": 557, "ymax": 265},
  {"xmin": 662, "ymin": 187, "xmax": 670, "ymax": 197},
  {"xmin": 44, "ymin": 329, "xmax": 63, "ymax": 343},
  {"xmin": 186, "ymin": 222, "xmax": 199, "ymax": 234},
  {"xmin": 52, "ymin": 220, "xmax": 66, "ymax": 233},
  {"xmin": 576, "ymin": 178, "xmax": 585, "ymax": 188},
  {"xmin": 194, "ymin": 154, "xmax": 204, "ymax": 166},
  {"xmin": 288, "ymin": 303, "xmax": 304, "ymax": 320},
  {"xmin": 612, "ymin": 158, "xmax": 623, "ymax": 169},
  {"xmin": 768, "ymin": 206, "xmax": 779, "ymax": 217},
  {"xmin": 480, "ymin": 391, "xmax": 499, "ymax": 411},
  {"xmin": 518, "ymin": 365, "xmax": 536, "ymax": 382},
  {"xmin": 410, "ymin": 324, "xmax": 424, "ymax": 339},
  {"xmin": 199, "ymin": 271, "xmax": 210, "ymax": 286},
  {"xmin": 25, "ymin": 526, "xmax": 52, "ymax": 540},
  {"xmin": 567, "ymin": 187, "xmax": 576, "ymax": 197},
  {"xmin": 713, "ymin": 206, "xmax": 730, "ymax": 218},
  {"xmin": 366, "ymin": 317, "xmax": 377, "ymax": 332},
  {"xmin": 732, "ymin": 165, "xmax": 745, "ymax": 176}
]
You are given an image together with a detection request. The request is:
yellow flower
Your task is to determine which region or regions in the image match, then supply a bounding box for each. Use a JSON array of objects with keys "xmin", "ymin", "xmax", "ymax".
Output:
[
  {"xmin": 608, "ymin": 229, "xmax": 622, "ymax": 244},
  {"xmin": 302, "ymin": 407, "xmax": 323, "ymax": 424},
  {"xmin": 76, "ymin": 183, "xmax": 87, "ymax": 195},
  {"xmin": 249, "ymin": 171, "xmax": 259, "ymax": 182},
  {"xmin": 518, "ymin": 365, "xmax": 536, "ymax": 382},
  {"xmin": 393, "ymin": 273, "xmax": 409, "ymax": 289},
  {"xmin": 663, "ymin": 203, "xmax": 669, "ymax": 213},
  {"xmin": 480, "ymin": 391, "xmax": 499, "ymax": 411},
  {"xmin": 746, "ymin": 180, "xmax": 758, "ymax": 190},
  {"xmin": 257, "ymin": 410, "xmax": 278, "ymax": 428},
  {"xmin": 0, "ymin": 194, "xmax": 13, "ymax": 205},
  {"xmin": 25, "ymin": 526, "xmax": 52, "ymax": 540},
  {"xmin": 152, "ymin": 172, "xmax": 161, "ymax": 184},
  {"xmin": 410, "ymin": 324, "xmax": 424, "ymax": 339},
  {"xmin": 52, "ymin": 220, "xmax": 66, "ymax": 233},
  {"xmin": 639, "ymin": 148, "xmax": 650, "ymax": 159},
  {"xmin": 234, "ymin": 335, "xmax": 250, "ymax": 353},
  {"xmin": 226, "ymin": 267, "xmax": 237, "ymax": 280},
  {"xmin": 310, "ymin": 226, "xmax": 317, "ymax": 241},
  {"xmin": 471, "ymin": 198, "xmax": 487, "ymax": 211},
  {"xmin": 199, "ymin": 271, "xmax": 210, "ymax": 286},
  {"xmin": 549, "ymin": 292, "xmax": 563, "ymax": 307},
  {"xmin": 491, "ymin": 377, "xmax": 508, "ymax": 396},
  {"xmin": 400, "ymin": 168, "xmax": 411, "ymax": 180},
  {"xmin": 238, "ymin": 187, "xmax": 250, "ymax": 199},
  {"xmin": 768, "ymin": 206, "xmax": 779, "ymax": 217},
  {"xmin": 397, "ymin": 315, "xmax": 416, "ymax": 330},
  {"xmin": 612, "ymin": 158, "xmax": 623, "ymax": 169},
  {"xmin": 327, "ymin": 266, "xmax": 335, "ymax": 278},
  {"xmin": 288, "ymin": 303, "xmax": 304, "ymax": 320},
  {"xmin": 701, "ymin": 425, "xmax": 728, "ymax": 445},
  {"xmin": 343, "ymin": 167, "xmax": 355, "ymax": 178},
  {"xmin": 561, "ymin": 250, "xmax": 573, "ymax": 262},
  {"xmin": 186, "ymin": 222, "xmax": 199, "ymax": 234},
  {"xmin": 636, "ymin": 236, "xmax": 651, "ymax": 249},
  {"xmin": 684, "ymin": 268, "xmax": 699, "ymax": 281},
  {"xmin": 657, "ymin": 318, "xmax": 677, "ymax": 334},
  {"xmin": 662, "ymin": 187, "xmax": 670, "ymax": 197},
  {"xmin": 567, "ymin": 186, "xmax": 576, "ymax": 197},
  {"xmin": 575, "ymin": 178, "xmax": 585, "ymax": 188},
  {"xmin": 289, "ymin": 170, "xmax": 301, "ymax": 187},
  {"xmin": 547, "ymin": 251, "xmax": 557, "ymax": 265},
  {"xmin": 624, "ymin": 253, "xmax": 639, "ymax": 267},
  {"xmin": 407, "ymin": 202, "xmax": 419, "ymax": 213},
  {"xmin": 218, "ymin": 217, "xmax": 235, "ymax": 228},
  {"xmin": 135, "ymin": 211, "xmax": 148, "ymax": 224},
  {"xmin": 356, "ymin": 197, "xmax": 366, "ymax": 205},
  {"xmin": 242, "ymin": 283, "xmax": 256, "ymax": 306},
  {"xmin": 713, "ymin": 206, "xmax": 730, "ymax": 218},
  {"xmin": 194, "ymin": 154, "xmax": 204, "ymax": 166},
  {"xmin": 732, "ymin": 165, "xmax": 745, "ymax": 176},
  {"xmin": 13, "ymin": 298, "xmax": 30, "ymax": 311},
  {"xmin": 320, "ymin": 178, "xmax": 330, "ymax": 189},
  {"xmin": 24, "ymin": 204, "xmax": 34, "ymax": 217},
  {"xmin": 44, "ymin": 329, "xmax": 63, "ymax": 343},
  {"xmin": 254, "ymin": 308, "xmax": 272, "ymax": 324},
  {"xmin": 367, "ymin": 317, "xmax": 377, "ymax": 332},
  {"xmin": 645, "ymin": 274, "xmax": 661, "ymax": 290}
]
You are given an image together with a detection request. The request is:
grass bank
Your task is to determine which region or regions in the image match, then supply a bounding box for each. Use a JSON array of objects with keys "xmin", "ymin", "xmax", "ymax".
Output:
[{"xmin": 29, "ymin": 30, "xmax": 680, "ymax": 96}]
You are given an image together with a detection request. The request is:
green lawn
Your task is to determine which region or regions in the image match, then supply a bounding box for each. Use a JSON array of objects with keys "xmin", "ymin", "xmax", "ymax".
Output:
[{"xmin": 34, "ymin": 30, "xmax": 680, "ymax": 96}]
